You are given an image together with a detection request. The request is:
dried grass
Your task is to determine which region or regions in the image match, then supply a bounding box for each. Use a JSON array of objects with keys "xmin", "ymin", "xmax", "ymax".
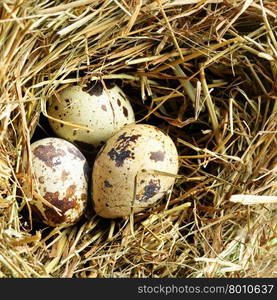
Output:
[{"xmin": 0, "ymin": 0, "xmax": 276, "ymax": 278}]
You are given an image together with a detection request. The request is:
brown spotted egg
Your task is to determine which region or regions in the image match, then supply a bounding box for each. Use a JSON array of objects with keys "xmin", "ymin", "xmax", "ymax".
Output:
[
  {"xmin": 27, "ymin": 137, "xmax": 89, "ymax": 227},
  {"xmin": 92, "ymin": 124, "xmax": 179, "ymax": 218},
  {"xmin": 47, "ymin": 81, "xmax": 135, "ymax": 148}
]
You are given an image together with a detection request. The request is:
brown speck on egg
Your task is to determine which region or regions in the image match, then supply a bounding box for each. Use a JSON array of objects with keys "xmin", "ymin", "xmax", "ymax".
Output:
[
  {"xmin": 101, "ymin": 104, "xmax": 107, "ymax": 111},
  {"xmin": 123, "ymin": 106, "xmax": 128, "ymax": 117},
  {"xmin": 106, "ymin": 132, "xmax": 140, "ymax": 167},
  {"xmin": 38, "ymin": 176, "xmax": 45, "ymax": 184},
  {"xmin": 33, "ymin": 143, "xmax": 65, "ymax": 168},
  {"xmin": 42, "ymin": 190, "xmax": 78, "ymax": 225},
  {"xmin": 65, "ymin": 184, "xmax": 76, "ymax": 198},
  {"xmin": 119, "ymin": 91, "xmax": 126, "ymax": 99},
  {"xmin": 104, "ymin": 180, "xmax": 113, "ymax": 188},
  {"xmin": 150, "ymin": 151, "xmax": 165, "ymax": 162},
  {"xmin": 61, "ymin": 170, "xmax": 69, "ymax": 182},
  {"xmin": 116, "ymin": 132, "xmax": 141, "ymax": 144},
  {"xmin": 107, "ymin": 148, "xmax": 133, "ymax": 167},
  {"xmin": 138, "ymin": 179, "xmax": 161, "ymax": 202}
]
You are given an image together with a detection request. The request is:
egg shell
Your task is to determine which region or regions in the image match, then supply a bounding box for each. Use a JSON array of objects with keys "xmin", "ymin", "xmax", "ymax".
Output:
[
  {"xmin": 92, "ymin": 124, "xmax": 179, "ymax": 218},
  {"xmin": 28, "ymin": 137, "xmax": 89, "ymax": 227},
  {"xmin": 47, "ymin": 81, "xmax": 135, "ymax": 147}
]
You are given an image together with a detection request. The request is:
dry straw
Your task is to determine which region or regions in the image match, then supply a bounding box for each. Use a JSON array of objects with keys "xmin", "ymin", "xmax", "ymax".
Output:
[{"xmin": 0, "ymin": 0, "xmax": 276, "ymax": 278}]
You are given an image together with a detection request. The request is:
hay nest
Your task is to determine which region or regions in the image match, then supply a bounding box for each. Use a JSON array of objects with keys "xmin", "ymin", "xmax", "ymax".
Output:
[{"xmin": 0, "ymin": 0, "xmax": 276, "ymax": 278}]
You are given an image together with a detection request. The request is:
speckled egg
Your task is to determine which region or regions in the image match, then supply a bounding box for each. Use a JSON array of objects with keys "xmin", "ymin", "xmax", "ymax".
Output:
[
  {"xmin": 92, "ymin": 124, "xmax": 179, "ymax": 218},
  {"xmin": 47, "ymin": 81, "xmax": 135, "ymax": 148},
  {"xmin": 28, "ymin": 137, "xmax": 89, "ymax": 227}
]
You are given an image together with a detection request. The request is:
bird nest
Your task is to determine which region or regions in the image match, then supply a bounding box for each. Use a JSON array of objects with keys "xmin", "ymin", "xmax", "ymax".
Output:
[{"xmin": 0, "ymin": 0, "xmax": 276, "ymax": 278}]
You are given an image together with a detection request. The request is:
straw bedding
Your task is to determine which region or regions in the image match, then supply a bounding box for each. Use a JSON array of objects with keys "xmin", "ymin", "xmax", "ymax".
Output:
[{"xmin": 0, "ymin": 0, "xmax": 276, "ymax": 278}]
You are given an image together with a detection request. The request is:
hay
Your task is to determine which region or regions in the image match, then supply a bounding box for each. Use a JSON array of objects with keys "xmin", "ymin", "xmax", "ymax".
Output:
[{"xmin": 0, "ymin": 0, "xmax": 276, "ymax": 278}]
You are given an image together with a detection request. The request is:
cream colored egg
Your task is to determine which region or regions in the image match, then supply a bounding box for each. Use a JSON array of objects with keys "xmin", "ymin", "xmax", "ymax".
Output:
[
  {"xmin": 92, "ymin": 124, "xmax": 179, "ymax": 218},
  {"xmin": 47, "ymin": 81, "xmax": 135, "ymax": 147},
  {"xmin": 27, "ymin": 137, "xmax": 89, "ymax": 227}
]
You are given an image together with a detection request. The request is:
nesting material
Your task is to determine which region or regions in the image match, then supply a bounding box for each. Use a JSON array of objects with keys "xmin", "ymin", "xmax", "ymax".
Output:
[{"xmin": 0, "ymin": 0, "xmax": 276, "ymax": 278}]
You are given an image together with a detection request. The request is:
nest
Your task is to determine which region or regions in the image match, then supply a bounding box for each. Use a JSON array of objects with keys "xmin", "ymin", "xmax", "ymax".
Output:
[{"xmin": 0, "ymin": 0, "xmax": 276, "ymax": 278}]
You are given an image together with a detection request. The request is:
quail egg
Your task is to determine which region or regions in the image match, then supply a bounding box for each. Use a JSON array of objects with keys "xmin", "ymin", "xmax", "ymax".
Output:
[
  {"xmin": 25, "ymin": 137, "xmax": 89, "ymax": 227},
  {"xmin": 92, "ymin": 124, "xmax": 179, "ymax": 218},
  {"xmin": 47, "ymin": 81, "xmax": 135, "ymax": 148}
]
